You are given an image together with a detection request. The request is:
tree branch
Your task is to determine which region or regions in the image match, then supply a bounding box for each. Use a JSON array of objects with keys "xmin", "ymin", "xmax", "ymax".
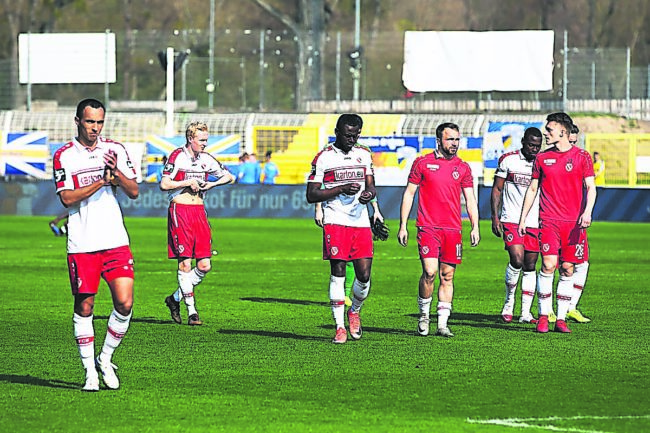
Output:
[{"xmin": 247, "ymin": 0, "xmax": 301, "ymax": 37}]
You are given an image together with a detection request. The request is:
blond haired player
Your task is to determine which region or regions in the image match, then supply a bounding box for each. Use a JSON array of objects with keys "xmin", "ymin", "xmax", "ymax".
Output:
[{"xmin": 161, "ymin": 122, "xmax": 235, "ymax": 326}]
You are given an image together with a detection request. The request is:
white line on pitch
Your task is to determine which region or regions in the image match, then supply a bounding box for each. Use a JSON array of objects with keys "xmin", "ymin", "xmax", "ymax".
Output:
[{"xmin": 467, "ymin": 415, "xmax": 650, "ymax": 433}]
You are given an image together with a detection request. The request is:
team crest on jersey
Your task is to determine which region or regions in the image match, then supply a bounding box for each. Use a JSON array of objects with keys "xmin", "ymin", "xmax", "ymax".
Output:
[
  {"xmin": 565, "ymin": 159, "xmax": 573, "ymax": 172},
  {"xmin": 178, "ymin": 244, "xmax": 185, "ymax": 254},
  {"xmin": 542, "ymin": 243, "xmax": 550, "ymax": 252},
  {"xmin": 506, "ymin": 233, "xmax": 514, "ymax": 242},
  {"xmin": 452, "ymin": 168, "xmax": 460, "ymax": 180},
  {"xmin": 330, "ymin": 246, "xmax": 339, "ymax": 256},
  {"xmin": 54, "ymin": 168, "xmax": 66, "ymax": 183},
  {"xmin": 422, "ymin": 246, "xmax": 429, "ymax": 255}
]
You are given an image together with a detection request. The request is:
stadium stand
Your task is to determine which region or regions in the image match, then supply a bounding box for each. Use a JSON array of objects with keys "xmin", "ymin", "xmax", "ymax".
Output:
[{"xmin": 1, "ymin": 110, "xmax": 647, "ymax": 186}]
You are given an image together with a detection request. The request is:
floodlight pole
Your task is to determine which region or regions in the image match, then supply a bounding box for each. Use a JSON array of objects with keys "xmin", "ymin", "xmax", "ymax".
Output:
[
  {"xmin": 104, "ymin": 29, "xmax": 110, "ymax": 109},
  {"xmin": 26, "ymin": 32, "xmax": 32, "ymax": 111},
  {"xmin": 562, "ymin": 30, "xmax": 568, "ymax": 112},
  {"xmin": 353, "ymin": 0, "xmax": 361, "ymax": 101},
  {"xmin": 165, "ymin": 47, "xmax": 175, "ymax": 137},
  {"xmin": 626, "ymin": 46, "xmax": 631, "ymax": 118},
  {"xmin": 208, "ymin": 0, "xmax": 215, "ymax": 110}
]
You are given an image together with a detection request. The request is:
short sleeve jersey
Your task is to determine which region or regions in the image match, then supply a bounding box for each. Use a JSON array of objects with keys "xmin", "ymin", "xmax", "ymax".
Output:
[
  {"xmin": 53, "ymin": 137, "xmax": 137, "ymax": 254},
  {"xmin": 532, "ymin": 145, "xmax": 595, "ymax": 222},
  {"xmin": 494, "ymin": 150, "xmax": 539, "ymax": 228},
  {"xmin": 307, "ymin": 143, "xmax": 374, "ymax": 228},
  {"xmin": 162, "ymin": 146, "xmax": 230, "ymax": 202},
  {"xmin": 408, "ymin": 152, "xmax": 473, "ymax": 230}
]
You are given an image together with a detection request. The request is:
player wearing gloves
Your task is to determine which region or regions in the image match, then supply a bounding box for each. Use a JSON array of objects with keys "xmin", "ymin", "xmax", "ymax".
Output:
[
  {"xmin": 315, "ymin": 198, "xmax": 386, "ymax": 306},
  {"xmin": 307, "ymin": 113, "xmax": 377, "ymax": 344},
  {"xmin": 371, "ymin": 215, "xmax": 390, "ymax": 242},
  {"xmin": 161, "ymin": 121, "xmax": 235, "ymax": 326}
]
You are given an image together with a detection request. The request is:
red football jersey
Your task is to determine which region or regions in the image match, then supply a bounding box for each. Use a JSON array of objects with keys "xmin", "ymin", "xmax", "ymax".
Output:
[
  {"xmin": 532, "ymin": 146, "xmax": 594, "ymax": 222},
  {"xmin": 408, "ymin": 152, "xmax": 473, "ymax": 230}
]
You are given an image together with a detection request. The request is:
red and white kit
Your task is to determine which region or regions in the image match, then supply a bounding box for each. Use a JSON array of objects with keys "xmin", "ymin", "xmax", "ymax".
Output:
[
  {"xmin": 308, "ymin": 143, "xmax": 374, "ymax": 260},
  {"xmin": 408, "ymin": 152, "xmax": 473, "ymax": 263},
  {"xmin": 495, "ymin": 150, "xmax": 540, "ymax": 251},
  {"xmin": 308, "ymin": 143, "xmax": 374, "ymax": 228},
  {"xmin": 495, "ymin": 150, "xmax": 539, "ymax": 227},
  {"xmin": 162, "ymin": 146, "xmax": 230, "ymax": 201},
  {"xmin": 533, "ymin": 146, "xmax": 594, "ymax": 222},
  {"xmin": 163, "ymin": 146, "xmax": 230, "ymax": 259},
  {"xmin": 533, "ymin": 146, "xmax": 595, "ymax": 260},
  {"xmin": 53, "ymin": 137, "xmax": 137, "ymax": 254},
  {"xmin": 408, "ymin": 152, "xmax": 473, "ymax": 230}
]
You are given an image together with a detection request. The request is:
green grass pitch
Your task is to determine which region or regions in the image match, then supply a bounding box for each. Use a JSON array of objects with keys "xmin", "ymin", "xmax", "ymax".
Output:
[{"xmin": 0, "ymin": 216, "xmax": 648, "ymax": 432}]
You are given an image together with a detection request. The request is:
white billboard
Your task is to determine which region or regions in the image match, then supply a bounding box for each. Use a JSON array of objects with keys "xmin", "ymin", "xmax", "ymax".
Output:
[
  {"xmin": 402, "ymin": 30, "xmax": 554, "ymax": 92},
  {"xmin": 19, "ymin": 33, "xmax": 116, "ymax": 84}
]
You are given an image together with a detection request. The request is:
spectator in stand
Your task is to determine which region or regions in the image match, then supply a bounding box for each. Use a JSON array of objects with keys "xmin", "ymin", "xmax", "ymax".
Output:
[
  {"xmin": 262, "ymin": 151, "xmax": 280, "ymax": 184},
  {"xmin": 238, "ymin": 153, "xmax": 261, "ymax": 184},
  {"xmin": 592, "ymin": 152, "xmax": 606, "ymax": 186}
]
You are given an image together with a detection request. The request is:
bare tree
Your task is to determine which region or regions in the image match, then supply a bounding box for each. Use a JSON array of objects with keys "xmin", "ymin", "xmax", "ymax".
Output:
[{"xmin": 247, "ymin": 0, "xmax": 326, "ymax": 110}]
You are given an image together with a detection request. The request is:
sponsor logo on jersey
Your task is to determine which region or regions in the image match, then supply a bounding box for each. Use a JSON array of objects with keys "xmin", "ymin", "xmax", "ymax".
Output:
[
  {"xmin": 426, "ymin": 164, "xmax": 439, "ymax": 171},
  {"xmin": 326, "ymin": 167, "xmax": 365, "ymax": 182},
  {"xmin": 185, "ymin": 171, "xmax": 206, "ymax": 181},
  {"xmin": 544, "ymin": 159, "xmax": 556, "ymax": 165},
  {"xmin": 75, "ymin": 170, "xmax": 103, "ymax": 187},
  {"xmin": 511, "ymin": 173, "xmax": 531, "ymax": 186}
]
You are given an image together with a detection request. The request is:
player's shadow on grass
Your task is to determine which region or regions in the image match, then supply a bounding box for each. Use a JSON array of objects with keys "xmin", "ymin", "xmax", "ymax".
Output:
[
  {"xmin": 318, "ymin": 324, "xmax": 406, "ymax": 335},
  {"xmin": 0, "ymin": 374, "xmax": 79, "ymax": 390},
  {"xmin": 405, "ymin": 312, "xmax": 534, "ymax": 332},
  {"xmin": 219, "ymin": 328, "xmax": 328, "ymax": 341},
  {"xmin": 241, "ymin": 297, "xmax": 329, "ymax": 307},
  {"xmin": 95, "ymin": 315, "xmax": 175, "ymax": 325}
]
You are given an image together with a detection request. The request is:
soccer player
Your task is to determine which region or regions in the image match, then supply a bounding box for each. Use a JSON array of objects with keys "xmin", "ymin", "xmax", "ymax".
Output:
[
  {"xmin": 48, "ymin": 210, "xmax": 69, "ymax": 236},
  {"xmin": 398, "ymin": 122, "xmax": 480, "ymax": 338},
  {"xmin": 315, "ymin": 198, "xmax": 385, "ymax": 306},
  {"xmin": 306, "ymin": 113, "xmax": 377, "ymax": 344},
  {"xmin": 566, "ymin": 124, "xmax": 591, "ymax": 323},
  {"xmin": 53, "ymin": 98, "xmax": 139, "ymax": 391},
  {"xmin": 518, "ymin": 113, "xmax": 597, "ymax": 334},
  {"xmin": 490, "ymin": 127, "xmax": 543, "ymax": 324},
  {"xmin": 161, "ymin": 121, "xmax": 235, "ymax": 326}
]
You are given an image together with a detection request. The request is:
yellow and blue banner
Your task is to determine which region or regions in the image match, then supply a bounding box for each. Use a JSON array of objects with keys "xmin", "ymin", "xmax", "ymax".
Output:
[
  {"xmin": 145, "ymin": 134, "xmax": 242, "ymax": 182},
  {"xmin": 0, "ymin": 131, "xmax": 49, "ymax": 179}
]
